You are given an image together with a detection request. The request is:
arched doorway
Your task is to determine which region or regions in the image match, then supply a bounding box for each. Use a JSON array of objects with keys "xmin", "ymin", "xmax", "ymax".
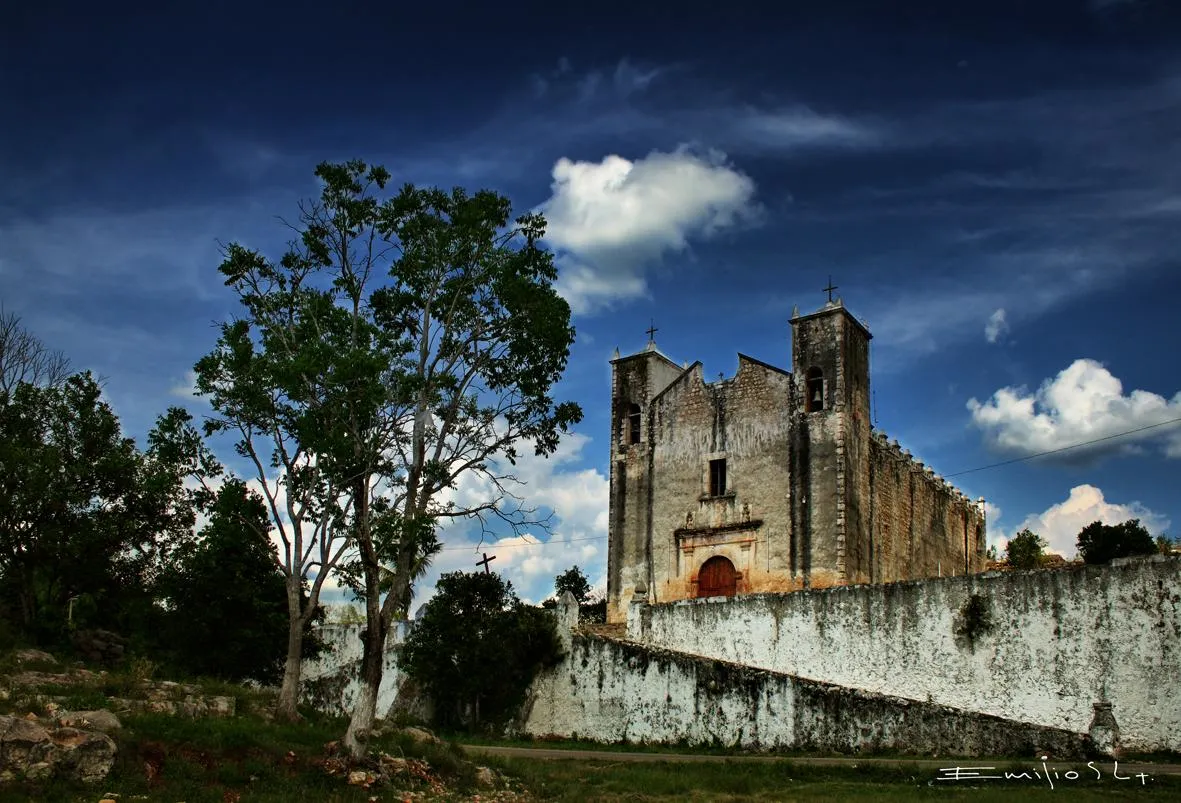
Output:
[{"xmin": 697, "ymin": 556, "xmax": 737, "ymax": 598}]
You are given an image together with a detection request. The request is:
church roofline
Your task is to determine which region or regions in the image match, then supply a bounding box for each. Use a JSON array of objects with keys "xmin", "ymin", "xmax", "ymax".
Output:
[
  {"xmin": 651, "ymin": 360, "xmax": 703, "ymax": 405},
  {"xmin": 610, "ymin": 345, "xmax": 683, "ymax": 371},
  {"xmin": 737, "ymin": 352, "xmax": 792, "ymax": 378},
  {"xmin": 791, "ymin": 299, "xmax": 873, "ymax": 340}
]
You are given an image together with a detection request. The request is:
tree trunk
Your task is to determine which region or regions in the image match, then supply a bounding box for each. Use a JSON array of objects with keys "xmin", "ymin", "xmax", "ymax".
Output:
[
  {"xmin": 275, "ymin": 580, "xmax": 307, "ymax": 722},
  {"xmin": 343, "ymin": 601, "xmax": 388, "ymax": 757}
]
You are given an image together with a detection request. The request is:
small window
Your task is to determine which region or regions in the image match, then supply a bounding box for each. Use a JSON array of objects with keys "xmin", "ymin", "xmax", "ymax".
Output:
[
  {"xmin": 627, "ymin": 404, "xmax": 642, "ymax": 445},
  {"xmin": 709, "ymin": 458, "xmax": 727, "ymax": 496},
  {"xmin": 805, "ymin": 367, "xmax": 824, "ymax": 413}
]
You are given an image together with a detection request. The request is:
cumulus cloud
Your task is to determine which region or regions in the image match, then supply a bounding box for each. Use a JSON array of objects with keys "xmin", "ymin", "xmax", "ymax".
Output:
[
  {"xmin": 993, "ymin": 484, "xmax": 1170, "ymax": 558},
  {"xmin": 968, "ymin": 358, "xmax": 1181, "ymax": 461},
  {"xmin": 539, "ymin": 146, "xmax": 760, "ymax": 314},
  {"xmin": 984, "ymin": 308, "xmax": 1009, "ymax": 344}
]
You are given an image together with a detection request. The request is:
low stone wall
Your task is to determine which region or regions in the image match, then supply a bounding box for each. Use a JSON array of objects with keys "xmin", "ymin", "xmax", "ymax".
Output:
[
  {"xmin": 518, "ymin": 633, "xmax": 1090, "ymax": 757},
  {"xmin": 627, "ymin": 555, "xmax": 1181, "ymax": 752},
  {"xmin": 300, "ymin": 623, "xmax": 409, "ymax": 718}
]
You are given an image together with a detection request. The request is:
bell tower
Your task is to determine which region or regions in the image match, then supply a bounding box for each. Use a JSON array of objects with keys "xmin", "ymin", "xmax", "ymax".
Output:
[
  {"xmin": 788, "ymin": 287, "xmax": 873, "ymax": 587},
  {"xmin": 606, "ymin": 329, "xmax": 686, "ymax": 623}
]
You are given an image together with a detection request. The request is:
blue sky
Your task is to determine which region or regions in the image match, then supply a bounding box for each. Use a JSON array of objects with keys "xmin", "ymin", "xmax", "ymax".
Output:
[{"xmin": 3, "ymin": 0, "xmax": 1180, "ymax": 608}]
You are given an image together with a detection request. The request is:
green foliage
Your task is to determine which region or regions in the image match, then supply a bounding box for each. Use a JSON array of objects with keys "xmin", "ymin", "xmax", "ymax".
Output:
[
  {"xmin": 1076, "ymin": 519, "xmax": 1157, "ymax": 565},
  {"xmin": 0, "ymin": 372, "xmax": 199, "ymax": 643},
  {"xmin": 400, "ymin": 571, "xmax": 562, "ymax": 731},
  {"xmin": 554, "ymin": 566, "xmax": 592, "ymax": 604},
  {"xmin": 1005, "ymin": 528, "xmax": 1047, "ymax": 570},
  {"xmin": 154, "ymin": 480, "xmax": 320, "ymax": 684}
]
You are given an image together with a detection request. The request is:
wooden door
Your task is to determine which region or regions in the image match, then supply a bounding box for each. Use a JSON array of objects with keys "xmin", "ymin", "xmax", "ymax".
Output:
[{"xmin": 697, "ymin": 556, "xmax": 737, "ymax": 598}]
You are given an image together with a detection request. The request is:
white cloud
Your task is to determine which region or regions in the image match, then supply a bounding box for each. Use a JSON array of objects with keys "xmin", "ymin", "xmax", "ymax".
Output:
[
  {"xmin": 539, "ymin": 146, "xmax": 760, "ymax": 314},
  {"xmin": 984, "ymin": 308, "xmax": 1008, "ymax": 344},
  {"xmin": 733, "ymin": 106, "xmax": 884, "ymax": 150},
  {"xmin": 412, "ymin": 430, "xmax": 609, "ymax": 608},
  {"xmin": 169, "ymin": 370, "xmax": 200, "ymax": 399},
  {"xmin": 993, "ymin": 484, "xmax": 1170, "ymax": 558},
  {"xmin": 968, "ymin": 359, "xmax": 1181, "ymax": 461}
]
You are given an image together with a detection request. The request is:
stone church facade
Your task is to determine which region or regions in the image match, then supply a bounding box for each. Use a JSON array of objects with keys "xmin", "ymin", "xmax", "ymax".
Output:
[{"xmin": 606, "ymin": 297, "xmax": 988, "ymax": 623}]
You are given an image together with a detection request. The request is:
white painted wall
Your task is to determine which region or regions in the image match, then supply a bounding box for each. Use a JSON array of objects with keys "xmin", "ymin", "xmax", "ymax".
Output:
[
  {"xmin": 628, "ymin": 555, "xmax": 1181, "ymax": 751},
  {"xmin": 301, "ymin": 623, "xmax": 410, "ymax": 718},
  {"xmin": 519, "ymin": 634, "xmax": 1089, "ymax": 756}
]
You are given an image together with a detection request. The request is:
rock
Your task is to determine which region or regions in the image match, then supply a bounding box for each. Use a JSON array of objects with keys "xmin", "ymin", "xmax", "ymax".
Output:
[
  {"xmin": 378, "ymin": 753, "xmax": 408, "ymax": 777},
  {"xmin": 475, "ymin": 766, "xmax": 498, "ymax": 788},
  {"xmin": 1, "ymin": 716, "xmax": 51, "ymax": 766},
  {"xmin": 57, "ymin": 709, "xmax": 122, "ymax": 733},
  {"xmin": 14, "ymin": 649, "xmax": 58, "ymax": 665},
  {"xmin": 69, "ymin": 628, "xmax": 128, "ymax": 665},
  {"xmin": 347, "ymin": 769, "xmax": 376, "ymax": 786},
  {"xmin": 400, "ymin": 725, "xmax": 441, "ymax": 744},
  {"xmin": 0, "ymin": 715, "xmax": 117, "ymax": 784}
]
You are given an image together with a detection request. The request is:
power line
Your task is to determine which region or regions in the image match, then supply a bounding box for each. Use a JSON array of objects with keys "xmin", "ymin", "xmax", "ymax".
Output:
[{"xmin": 945, "ymin": 415, "xmax": 1181, "ymax": 478}]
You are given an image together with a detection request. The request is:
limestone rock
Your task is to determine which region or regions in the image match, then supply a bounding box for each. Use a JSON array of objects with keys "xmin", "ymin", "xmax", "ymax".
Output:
[
  {"xmin": 475, "ymin": 765, "xmax": 497, "ymax": 787},
  {"xmin": 14, "ymin": 648, "xmax": 57, "ymax": 666},
  {"xmin": 0, "ymin": 715, "xmax": 117, "ymax": 784},
  {"xmin": 56, "ymin": 709, "xmax": 122, "ymax": 733},
  {"xmin": 399, "ymin": 725, "xmax": 441, "ymax": 745}
]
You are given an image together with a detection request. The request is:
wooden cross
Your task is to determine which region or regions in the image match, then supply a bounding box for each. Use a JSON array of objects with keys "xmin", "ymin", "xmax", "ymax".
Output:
[
  {"xmin": 823, "ymin": 276, "xmax": 838, "ymax": 303},
  {"xmin": 476, "ymin": 553, "xmax": 496, "ymax": 574},
  {"xmin": 646, "ymin": 320, "xmax": 658, "ymax": 342}
]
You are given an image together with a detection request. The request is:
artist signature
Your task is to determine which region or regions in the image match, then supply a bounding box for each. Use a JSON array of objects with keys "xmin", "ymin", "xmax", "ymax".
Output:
[{"xmin": 934, "ymin": 760, "xmax": 1153, "ymax": 788}]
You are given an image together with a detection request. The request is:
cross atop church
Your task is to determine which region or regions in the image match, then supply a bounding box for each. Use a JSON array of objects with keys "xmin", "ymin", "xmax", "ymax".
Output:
[
  {"xmin": 646, "ymin": 320, "xmax": 658, "ymax": 342},
  {"xmin": 823, "ymin": 276, "xmax": 839, "ymax": 304},
  {"xmin": 476, "ymin": 552, "xmax": 496, "ymax": 574}
]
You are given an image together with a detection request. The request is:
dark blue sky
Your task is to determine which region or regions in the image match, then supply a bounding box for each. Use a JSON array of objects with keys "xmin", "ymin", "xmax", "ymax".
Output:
[{"xmin": 3, "ymin": 0, "xmax": 1179, "ymax": 604}]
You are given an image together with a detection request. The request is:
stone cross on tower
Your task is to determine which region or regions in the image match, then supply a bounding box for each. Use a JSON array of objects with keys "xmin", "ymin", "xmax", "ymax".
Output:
[{"xmin": 823, "ymin": 276, "xmax": 839, "ymax": 304}]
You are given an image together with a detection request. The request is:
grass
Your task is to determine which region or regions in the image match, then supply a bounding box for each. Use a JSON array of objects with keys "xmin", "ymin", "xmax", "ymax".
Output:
[
  {"xmin": 0, "ymin": 650, "xmax": 483, "ymax": 802},
  {"xmin": 0, "ymin": 709, "xmax": 482, "ymax": 802},
  {"xmin": 4, "ymin": 649, "xmax": 1179, "ymax": 801},
  {"xmin": 485, "ymin": 755, "xmax": 1181, "ymax": 802}
]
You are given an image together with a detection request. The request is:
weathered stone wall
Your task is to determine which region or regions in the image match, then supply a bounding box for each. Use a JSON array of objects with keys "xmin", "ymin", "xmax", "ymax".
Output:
[
  {"xmin": 518, "ymin": 633, "xmax": 1088, "ymax": 756},
  {"xmin": 865, "ymin": 433, "xmax": 987, "ymax": 581},
  {"xmin": 300, "ymin": 623, "xmax": 409, "ymax": 717},
  {"xmin": 628, "ymin": 555, "xmax": 1181, "ymax": 752},
  {"xmin": 648, "ymin": 356, "xmax": 795, "ymax": 607}
]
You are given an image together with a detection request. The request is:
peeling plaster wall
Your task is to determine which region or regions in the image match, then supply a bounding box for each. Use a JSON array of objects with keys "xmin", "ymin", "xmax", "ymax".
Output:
[
  {"xmin": 300, "ymin": 623, "xmax": 409, "ymax": 718},
  {"xmin": 519, "ymin": 634, "xmax": 1088, "ymax": 756},
  {"xmin": 630, "ymin": 556, "xmax": 1181, "ymax": 751}
]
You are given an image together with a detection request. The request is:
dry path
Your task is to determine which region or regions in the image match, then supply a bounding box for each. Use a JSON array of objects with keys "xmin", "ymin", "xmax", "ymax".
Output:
[{"xmin": 461, "ymin": 743, "xmax": 1181, "ymax": 777}]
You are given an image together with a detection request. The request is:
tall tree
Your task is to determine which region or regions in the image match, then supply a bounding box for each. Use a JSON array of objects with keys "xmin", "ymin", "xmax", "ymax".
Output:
[
  {"xmin": 206, "ymin": 160, "xmax": 581, "ymax": 751},
  {"xmin": 1077, "ymin": 519, "xmax": 1157, "ymax": 565},
  {"xmin": 193, "ymin": 249, "xmax": 362, "ymax": 719}
]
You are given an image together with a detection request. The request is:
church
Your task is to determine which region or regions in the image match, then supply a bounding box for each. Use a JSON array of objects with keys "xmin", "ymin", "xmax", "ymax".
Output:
[{"xmin": 606, "ymin": 293, "xmax": 988, "ymax": 623}]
